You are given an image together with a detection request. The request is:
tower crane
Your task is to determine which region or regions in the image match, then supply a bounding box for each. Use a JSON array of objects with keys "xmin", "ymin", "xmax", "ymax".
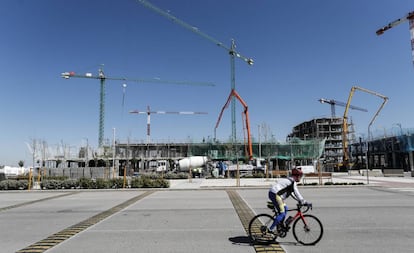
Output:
[
  {"xmin": 318, "ymin": 98, "xmax": 367, "ymax": 118},
  {"xmin": 136, "ymin": 0, "xmax": 253, "ymax": 143},
  {"xmin": 376, "ymin": 11, "xmax": 414, "ymax": 66},
  {"xmin": 214, "ymin": 89, "xmax": 253, "ymax": 161},
  {"xmin": 61, "ymin": 67, "xmax": 214, "ymax": 147},
  {"xmin": 342, "ymin": 86, "xmax": 388, "ymax": 170},
  {"xmin": 129, "ymin": 105, "xmax": 207, "ymax": 144}
]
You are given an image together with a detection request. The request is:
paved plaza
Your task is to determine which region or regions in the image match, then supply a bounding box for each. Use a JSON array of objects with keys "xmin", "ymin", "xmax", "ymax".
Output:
[{"xmin": 1, "ymin": 173, "xmax": 414, "ymax": 253}]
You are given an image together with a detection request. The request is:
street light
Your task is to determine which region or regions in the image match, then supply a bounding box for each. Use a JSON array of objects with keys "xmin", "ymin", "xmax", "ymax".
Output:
[
  {"xmin": 365, "ymin": 126, "xmax": 371, "ymax": 184},
  {"xmin": 112, "ymin": 128, "xmax": 116, "ymax": 179},
  {"xmin": 258, "ymin": 125, "xmax": 262, "ymax": 160}
]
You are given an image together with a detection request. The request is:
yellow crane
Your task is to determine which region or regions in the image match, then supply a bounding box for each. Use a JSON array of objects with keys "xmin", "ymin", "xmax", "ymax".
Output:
[
  {"xmin": 61, "ymin": 67, "xmax": 214, "ymax": 147},
  {"xmin": 342, "ymin": 86, "xmax": 388, "ymax": 170}
]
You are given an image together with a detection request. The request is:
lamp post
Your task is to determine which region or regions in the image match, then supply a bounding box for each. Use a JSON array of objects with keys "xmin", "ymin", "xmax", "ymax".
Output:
[
  {"xmin": 112, "ymin": 128, "xmax": 116, "ymax": 179},
  {"xmin": 258, "ymin": 125, "xmax": 262, "ymax": 160},
  {"xmin": 365, "ymin": 126, "xmax": 372, "ymax": 184},
  {"xmin": 83, "ymin": 138, "xmax": 89, "ymax": 178}
]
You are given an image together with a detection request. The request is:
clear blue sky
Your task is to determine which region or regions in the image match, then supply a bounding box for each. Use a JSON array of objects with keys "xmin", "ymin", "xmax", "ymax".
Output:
[{"xmin": 1, "ymin": 0, "xmax": 413, "ymax": 167}]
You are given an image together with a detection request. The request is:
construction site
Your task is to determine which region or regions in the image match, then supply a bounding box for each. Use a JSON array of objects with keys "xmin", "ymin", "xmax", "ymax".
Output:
[
  {"xmin": 6, "ymin": 3, "xmax": 414, "ymax": 181},
  {"xmin": 26, "ymin": 119, "xmax": 414, "ymax": 180},
  {"xmin": 37, "ymin": 78, "xmax": 414, "ymax": 180}
]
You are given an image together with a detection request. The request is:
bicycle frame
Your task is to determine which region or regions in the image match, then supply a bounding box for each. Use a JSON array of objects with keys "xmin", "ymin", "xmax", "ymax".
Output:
[
  {"xmin": 285, "ymin": 203, "xmax": 311, "ymax": 227},
  {"xmin": 249, "ymin": 202, "xmax": 323, "ymax": 245}
]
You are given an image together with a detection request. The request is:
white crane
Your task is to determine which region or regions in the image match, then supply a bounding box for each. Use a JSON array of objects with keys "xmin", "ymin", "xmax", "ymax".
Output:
[
  {"xmin": 376, "ymin": 11, "xmax": 414, "ymax": 66},
  {"xmin": 318, "ymin": 98, "xmax": 367, "ymax": 118},
  {"xmin": 136, "ymin": 0, "xmax": 253, "ymax": 143},
  {"xmin": 61, "ymin": 67, "xmax": 214, "ymax": 147},
  {"xmin": 129, "ymin": 106, "xmax": 207, "ymax": 144}
]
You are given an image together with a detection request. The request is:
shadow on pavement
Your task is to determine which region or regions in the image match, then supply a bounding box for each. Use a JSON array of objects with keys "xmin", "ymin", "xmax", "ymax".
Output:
[{"xmin": 228, "ymin": 236, "xmax": 254, "ymax": 246}]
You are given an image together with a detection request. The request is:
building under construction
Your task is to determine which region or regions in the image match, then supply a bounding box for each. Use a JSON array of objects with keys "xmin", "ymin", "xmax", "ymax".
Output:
[
  {"xmin": 290, "ymin": 116, "xmax": 414, "ymax": 174},
  {"xmin": 289, "ymin": 117, "xmax": 348, "ymax": 171},
  {"xmin": 350, "ymin": 130, "xmax": 414, "ymax": 174},
  {"xmin": 37, "ymin": 121, "xmax": 414, "ymax": 178},
  {"xmin": 114, "ymin": 138, "xmax": 325, "ymax": 174}
]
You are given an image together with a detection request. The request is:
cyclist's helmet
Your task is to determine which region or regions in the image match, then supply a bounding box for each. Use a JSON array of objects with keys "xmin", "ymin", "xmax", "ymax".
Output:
[{"xmin": 291, "ymin": 168, "xmax": 303, "ymax": 178}]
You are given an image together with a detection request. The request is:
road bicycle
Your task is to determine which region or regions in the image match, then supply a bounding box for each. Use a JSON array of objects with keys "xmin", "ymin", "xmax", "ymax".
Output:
[{"xmin": 248, "ymin": 201, "xmax": 323, "ymax": 245}]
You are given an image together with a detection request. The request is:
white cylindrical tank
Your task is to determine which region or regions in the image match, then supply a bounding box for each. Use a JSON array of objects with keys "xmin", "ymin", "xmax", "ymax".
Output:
[{"xmin": 178, "ymin": 156, "xmax": 208, "ymax": 171}]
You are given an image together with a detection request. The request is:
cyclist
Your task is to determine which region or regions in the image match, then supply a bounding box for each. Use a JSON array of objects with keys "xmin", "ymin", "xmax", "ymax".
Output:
[{"xmin": 268, "ymin": 168, "xmax": 308, "ymax": 233}]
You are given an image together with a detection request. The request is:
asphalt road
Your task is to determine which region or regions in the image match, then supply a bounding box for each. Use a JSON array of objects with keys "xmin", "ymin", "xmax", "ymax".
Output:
[
  {"xmin": 1, "ymin": 185, "xmax": 414, "ymax": 253},
  {"xmin": 240, "ymin": 186, "xmax": 414, "ymax": 253}
]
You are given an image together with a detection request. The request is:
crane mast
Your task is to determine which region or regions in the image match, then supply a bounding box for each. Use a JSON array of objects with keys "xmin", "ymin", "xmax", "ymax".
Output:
[
  {"xmin": 61, "ymin": 67, "xmax": 214, "ymax": 147},
  {"xmin": 137, "ymin": 0, "xmax": 253, "ymax": 144}
]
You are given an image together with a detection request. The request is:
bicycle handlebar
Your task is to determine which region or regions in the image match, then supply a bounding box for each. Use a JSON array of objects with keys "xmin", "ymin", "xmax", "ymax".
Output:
[
  {"xmin": 267, "ymin": 201, "xmax": 313, "ymax": 213},
  {"xmin": 296, "ymin": 202, "xmax": 312, "ymax": 213}
]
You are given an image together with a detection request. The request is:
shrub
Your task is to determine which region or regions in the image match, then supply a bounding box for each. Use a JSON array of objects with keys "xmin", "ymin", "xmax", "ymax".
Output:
[
  {"xmin": 130, "ymin": 177, "xmax": 144, "ymax": 188},
  {"xmin": 0, "ymin": 180, "xmax": 19, "ymax": 190},
  {"xmin": 256, "ymin": 172, "xmax": 266, "ymax": 178},
  {"xmin": 96, "ymin": 178, "xmax": 110, "ymax": 189},
  {"xmin": 43, "ymin": 176, "xmax": 69, "ymax": 181},
  {"xmin": 163, "ymin": 172, "xmax": 188, "ymax": 179},
  {"xmin": 18, "ymin": 180, "xmax": 29, "ymax": 190},
  {"xmin": 1, "ymin": 176, "xmax": 169, "ymax": 190},
  {"xmin": 333, "ymin": 182, "xmax": 348, "ymax": 185},
  {"xmin": 130, "ymin": 176, "xmax": 169, "ymax": 188},
  {"xmin": 153, "ymin": 178, "xmax": 169, "ymax": 188},
  {"xmin": 41, "ymin": 180, "xmax": 62, "ymax": 189},
  {"xmin": 61, "ymin": 179, "xmax": 79, "ymax": 189},
  {"xmin": 110, "ymin": 178, "xmax": 125, "ymax": 188},
  {"xmin": 78, "ymin": 178, "xmax": 96, "ymax": 189}
]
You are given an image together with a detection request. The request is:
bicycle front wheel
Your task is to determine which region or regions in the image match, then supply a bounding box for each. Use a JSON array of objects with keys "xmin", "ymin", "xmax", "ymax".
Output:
[
  {"xmin": 248, "ymin": 213, "xmax": 277, "ymax": 243},
  {"xmin": 292, "ymin": 214, "xmax": 323, "ymax": 245}
]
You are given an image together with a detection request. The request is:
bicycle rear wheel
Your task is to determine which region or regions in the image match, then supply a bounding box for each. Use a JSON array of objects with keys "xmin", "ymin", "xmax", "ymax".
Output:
[
  {"xmin": 292, "ymin": 214, "xmax": 323, "ymax": 245},
  {"xmin": 248, "ymin": 213, "xmax": 277, "ymax": 243}
]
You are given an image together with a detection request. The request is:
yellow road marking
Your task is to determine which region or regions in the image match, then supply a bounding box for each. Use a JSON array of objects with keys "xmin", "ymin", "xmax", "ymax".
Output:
[{"xmin": 226, "ymin": 190, "xmax": 285, "ymax": 253}]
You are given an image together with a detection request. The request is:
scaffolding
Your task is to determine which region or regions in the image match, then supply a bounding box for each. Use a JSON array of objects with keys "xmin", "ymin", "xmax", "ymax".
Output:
[{"xmin": 116, "ymin": 138, "xmax": 326, "ymax": 163}]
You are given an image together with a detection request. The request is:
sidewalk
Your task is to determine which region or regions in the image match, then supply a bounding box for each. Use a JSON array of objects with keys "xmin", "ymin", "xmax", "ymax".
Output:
[
  {"xmin": 335, "ymin": 172, "xmax": 414, "ymax": 188},
  {"xmin": 168, "ymin": 173, "xmax": 414, "ymax": 189},
  {"xmin": 168, "ymin": 177, "xmax": 274, "ymax": 189}
]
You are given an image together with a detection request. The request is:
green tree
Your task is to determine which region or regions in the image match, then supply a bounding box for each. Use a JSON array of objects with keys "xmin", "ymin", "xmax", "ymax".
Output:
[{"xmin": 18, "ymin": 160, "xmax": 24, "ymax": 168}]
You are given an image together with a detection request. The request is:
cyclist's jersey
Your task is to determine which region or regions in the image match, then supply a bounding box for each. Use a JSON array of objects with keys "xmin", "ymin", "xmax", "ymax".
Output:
[{"xmin": 269, "ymin": 177, "xmax": 305, "ymax": 203}]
